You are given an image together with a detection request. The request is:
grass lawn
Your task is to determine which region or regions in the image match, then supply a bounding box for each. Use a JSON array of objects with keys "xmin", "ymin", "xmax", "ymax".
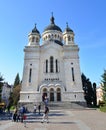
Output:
[{"xmin": 99, "ymin": 105, "xmax": 106, "ymax": 112}]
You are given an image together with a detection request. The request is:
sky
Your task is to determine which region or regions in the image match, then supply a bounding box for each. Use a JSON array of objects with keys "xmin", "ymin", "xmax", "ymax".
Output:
[{"xmin": 0, "ymin": 0, "xmax": 106, "ymax": 86}]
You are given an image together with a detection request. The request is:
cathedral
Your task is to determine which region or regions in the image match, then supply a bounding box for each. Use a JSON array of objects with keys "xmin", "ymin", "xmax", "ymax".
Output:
[{"xmin": 19, "ymin": 15, "xmax": 85, "ymax": 103}]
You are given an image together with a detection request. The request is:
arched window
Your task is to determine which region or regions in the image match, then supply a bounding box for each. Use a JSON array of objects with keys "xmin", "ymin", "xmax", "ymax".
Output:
[
  {"xmin": 68, "ymin": 36, "xmax": 71, "ymax": 41},
  {"xmin": 50, "ymin": 88, "xmax": 54, "ymax": 101},
  {"xmin": 46, "ymin": 60, "xmax": 48, "ymax": 73},
  {"xmin": 56, "ymin": 59, "xmax": 58, "ymax": 73},
  {"xmin": 42, "ymin": 88, "xmax": 48, "ymax": 101},
  {"xmin": 72, "ymin": 37, "xmax": 74, "ymax": 41},
  {"xmin": 48, "ymin": 35, "xmax": 50, "ymax": 38},
  {"xmin": 29, "ymin": 68, "xmax": 32, "ymax": 82},
  {"xmin": 32, "ymin": 37, "xmax": 35, "ymax": 42},
  {"xmin": 50, "ymin": 56, "xmax": 54, "ymax": 73},
  {"xmin": 56, "ymin": 88, "xmax": 61, "ymax": 101},
  {"xmin": 36, "ymin": 37, "xmax": 39, "ymax": 42},
  {"xmin": 71, "ymin": 67, "xmax": 75, "ymax": 81},
  {"xmin": 55, "ymin": 34, "xmax": 57, "ymax": 38}
]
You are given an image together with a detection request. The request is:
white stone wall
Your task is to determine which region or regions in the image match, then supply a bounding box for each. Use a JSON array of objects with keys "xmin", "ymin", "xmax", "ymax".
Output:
[
  {"xmin": 20, "ymin": 40, "xmax": 84, "ymax": 103},
  {"xmin": 39, "ymin": 41, "xmax": 64, "ymax": 85},
  {"xmin": 20, "ymin": 27, "xmax": 85, "ymax": 103}
]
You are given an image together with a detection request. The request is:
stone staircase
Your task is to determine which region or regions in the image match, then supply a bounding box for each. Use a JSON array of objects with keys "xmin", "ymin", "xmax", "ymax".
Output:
[
  {"xmin": 15, "ymin": 101, "xmax": 97, "ymax": 123},
  {"xmin": 20, "ymin": 101, "xmax": 87, "ymax": 113},
  {"xmin": 20, "ymin": 102, "xmax": 87, "ymax": 123},
  {"xmin": 23, "ymin": 112, "xmax": 43, "ymax": 123},
  {"xmin": 48, "ymin": 101, "xmax": 87, "ymax": 110}
]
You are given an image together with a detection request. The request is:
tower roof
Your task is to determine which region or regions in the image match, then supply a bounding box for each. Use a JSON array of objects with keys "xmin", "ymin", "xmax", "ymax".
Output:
[
  {"xmin": 43, "ymin": 14, "xmax": 62, "ymax": 32},
  {"xmin": 32, "ymin": 24, "xmax": 40, "ymax": 34},
  {"xmin": 64, "ymin": 23, "xmax": 73, "ymax": 33}
]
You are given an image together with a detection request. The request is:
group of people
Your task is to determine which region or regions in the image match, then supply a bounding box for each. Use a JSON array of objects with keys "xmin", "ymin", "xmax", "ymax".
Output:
[
  {"xmin": 12, "ymin": 96, "xmax": 49, "ymax": 125},
  {"xmin": 33, "ymin": 99, "xmax": 49, "ymax": 123},
  {"xmin": 33, "ymin": 104, "xmax": 41, "ymax": 115},
  {"xmin": 12, "ymin": 105, "xmax": 27, "ymax": 123}
]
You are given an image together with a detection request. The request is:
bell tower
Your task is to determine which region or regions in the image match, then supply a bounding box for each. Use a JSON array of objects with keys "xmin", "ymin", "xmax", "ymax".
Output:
[
  {"xmin": 28, "ymin": 24, "xmax": 41, "ymax": 46},
  {"xmin": 63, "ymin": 23, "xmax": 74, "ymax": 45}
]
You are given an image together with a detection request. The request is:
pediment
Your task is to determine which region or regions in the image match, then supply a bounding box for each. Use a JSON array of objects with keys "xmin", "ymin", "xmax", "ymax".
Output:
[{"xmin": 40, "ymin": 41, "xmax": 63, "ymax": 52}]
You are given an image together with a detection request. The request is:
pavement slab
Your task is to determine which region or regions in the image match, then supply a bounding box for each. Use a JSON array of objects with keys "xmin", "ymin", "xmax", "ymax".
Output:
[{"xmin": 0, "ymin": 109, "xmax": 106, "ymax": 130}]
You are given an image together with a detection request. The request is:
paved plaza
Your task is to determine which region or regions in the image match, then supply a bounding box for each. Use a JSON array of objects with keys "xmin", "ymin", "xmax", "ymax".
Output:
[{"xmin": 0, "ymin": 108, "xmax": 106, "ymax": 130}]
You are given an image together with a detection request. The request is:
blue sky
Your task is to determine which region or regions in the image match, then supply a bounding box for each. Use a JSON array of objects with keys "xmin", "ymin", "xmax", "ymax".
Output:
[{"xmin": 0, "ymin": 0, "xmax": 106, "ymax": 86}]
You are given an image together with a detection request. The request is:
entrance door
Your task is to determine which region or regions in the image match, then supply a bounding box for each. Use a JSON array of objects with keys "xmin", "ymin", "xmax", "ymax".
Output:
[
  {"xmin": 50, "ymin": 88, "xmax": 54, "ymax": 101},
  {"xmin": 42, "ymin": 88, "xmax": 48, "ymax": 101},
  {"xmin": 56, "ymin": 88, "xmax": 61, "ymax": 101}
]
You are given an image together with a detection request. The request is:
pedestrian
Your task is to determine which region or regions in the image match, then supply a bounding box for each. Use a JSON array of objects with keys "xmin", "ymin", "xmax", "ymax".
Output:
[
  {"xmin": 34, "ymin": 104, "xmax": 37, "ymax": 113},
  {"xmin": 44, "ymin": 96, "xmax": 48, "ymax": 106},
  {"xmin": 41, "ymin": 106, "xmax": 49, "ymax": 123},
  {"xmin": 13, "ymin": 111, "xmax": 17, "ymax": 122},
  {"xmin": 16, "ymin": 111, "xmax": 20, "ymax": 122},
  {"xmin": 19, "ymin": 105, "xmax": 24, "ymax": 122},
  {"xmin": 38, "ymin": 104, "xmax": 41, "ymax": 115},
  {"xmin": 23, "ymin": 114, "xmax": 27, "ymax": 127},
  {"xmin": 12, "ymin": 107, "xmax": 17, "ymax": 122},
  {"xmin": 20, "ymin": 105, "xmax": 24, "ymax": 114}
]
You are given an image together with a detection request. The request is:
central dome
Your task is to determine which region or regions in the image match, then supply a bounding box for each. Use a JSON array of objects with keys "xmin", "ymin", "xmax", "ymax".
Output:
[{"xmin": 43, "ymin": 15, "xmax": 62, "ymax": 32}]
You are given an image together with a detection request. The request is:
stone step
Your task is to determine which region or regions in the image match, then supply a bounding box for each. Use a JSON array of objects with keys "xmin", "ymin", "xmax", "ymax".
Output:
[
  {"xmin": 48, "ymin": 101, "xmax": 86, "ymax": 110},
  {"xmin": 18, "ymin": 101, "xmax": 87, "ymax": 112}
]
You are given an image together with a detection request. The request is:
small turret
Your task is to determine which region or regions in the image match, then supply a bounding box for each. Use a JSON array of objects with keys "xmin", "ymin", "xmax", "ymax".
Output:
[
  {"xmin": 28, "ymin": 24, "xmax": 41, "ymax": 46},
  {"xmin": 63, "ymin": 23, "xmax": 74, "ymax": 45}
]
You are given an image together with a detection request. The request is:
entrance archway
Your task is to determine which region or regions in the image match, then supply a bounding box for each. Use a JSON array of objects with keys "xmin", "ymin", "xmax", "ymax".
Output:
[
  {"xmin": 50, "ymin": 88, "xmax": 54, "ymax": 101},
  {"xmin": 42, "ymin": 88, "xmax": 48, "ymax": 101},
  {"xmin": 56, "ymin": 88, "xmax": 61, "ymax": 101}
]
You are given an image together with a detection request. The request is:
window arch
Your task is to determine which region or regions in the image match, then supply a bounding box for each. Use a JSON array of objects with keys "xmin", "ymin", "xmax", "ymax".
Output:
[
  {"xmin": 46, "ymin": 60, "xmax": 48, "ymax": 73},
  {"xmin": 29, "ymin": 68, "xmax": 32, "ymax": 82},
  {"xmin": 55, "ymin": 34, "xmax": 57, "ymax": 38},
  {"xmin": 56, "ymin": 59, "xmax": 58, "ymax": 73},
  {"xmin": 32, "ymin": 37, "xmax": 35, "ymax": 42},
  {"xmin": 68, "ymin": 36, "xmax": 71, "ymax": 41},
  {"xmin": 50, "ymin": 56, "xmax": 54, "ymax": 73},
  {"xmin": 42, "ymin": 88, "xmax": 48, "ymax": 101},
  {"xmin": 56, "ymin": 88, "xmax": 61, "ymax": 101},
  {"xmin": 36, "ymin": 37, "xmax": 39, "ymax": 42},
  {"xmin": 48, "ymin": 35, "xmax": 50, "ymax": 38},
  {"xmin": 71, "ymin": 67, "xmax": 75, "ymax": 81},
  {"xmin": 50, "ymin": 88, "xmax": 54, "ymax": 101}
]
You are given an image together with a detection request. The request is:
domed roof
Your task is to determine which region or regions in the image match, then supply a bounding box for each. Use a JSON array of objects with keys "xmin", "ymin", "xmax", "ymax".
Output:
[
  {"xmin": 64, "ymin": 23, "xmax": 73, "ymax": 33},
  {"xmin": 43, "ymin": 15, "xmax": 62, "ymax": 32},
  {"xmin": 32, "ymin": 24, "xmax": 40, "ymax": 34}
]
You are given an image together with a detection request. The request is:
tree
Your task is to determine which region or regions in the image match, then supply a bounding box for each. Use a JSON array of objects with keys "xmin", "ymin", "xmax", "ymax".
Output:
[
  {"xmin": 8, "ymin": 73, "xmax": 21, "ymax": 106},
  {"xmin": 101, "ymin": 69, "xmax": 106, "ymax": 104},
  {"xmin": 12, "ymin": 84, "xmax": 21, "ymax": 105},
  {"xmin": 0, "ymin": 73, "xmax": 4, "ymax": 102},
  {"xmin": 81, "ymin": 73, "xmax": 94, "ymax": 106},
  {"xmin": 14, "ymin": 73, "xmax": 20, "ymax": 87},
  {"xmin": 92, "ymin": 82, "xmax": 97, "ymax": 106},
  {"xmin": 8, "ymin": 84, "xmax": 21, "ymax": 107}
]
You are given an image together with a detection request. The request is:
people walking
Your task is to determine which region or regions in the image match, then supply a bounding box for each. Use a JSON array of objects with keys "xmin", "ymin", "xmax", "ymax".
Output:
[
  {"xmin": 38, "ymin": 104, "xmax": 41, "ymax": 115},
  {"xmin": 41, "ymin": 106, "xmax": 49, "ymax": 123},
  {"xmin": 34, "ymin": 104, "xmax": 37, "ymax": 113},
  {"xmin": 16, "ymin": 111, "xmax": 20, "ymax": 122},
  {"xmin": 12, "ymin": 107, "xmax": 18, "ymax": 122},
  {"xmin": 23, "ymin": 114, "xmax": 27, "ymax": 127}
]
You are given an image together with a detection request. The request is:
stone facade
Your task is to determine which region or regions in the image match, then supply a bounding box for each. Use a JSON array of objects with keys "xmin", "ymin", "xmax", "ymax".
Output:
[{"xmin": 19, "ymin": 15, "xmax": 85, "ymax": 103}]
